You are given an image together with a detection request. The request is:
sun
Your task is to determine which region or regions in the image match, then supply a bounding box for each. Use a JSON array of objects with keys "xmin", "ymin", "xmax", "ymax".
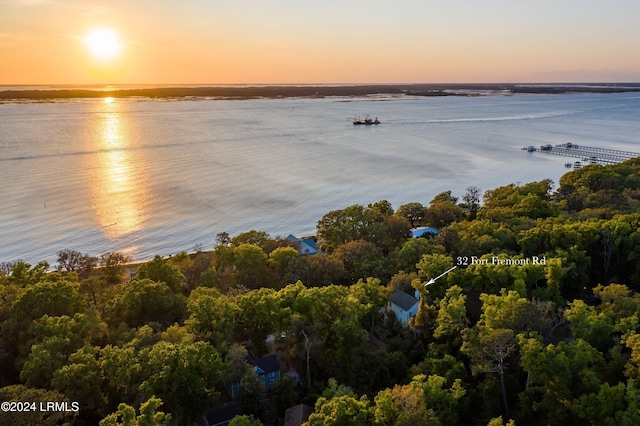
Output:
[{"xmin": 84, "ymin": 29, "xmax": 121, "ymax": 60}]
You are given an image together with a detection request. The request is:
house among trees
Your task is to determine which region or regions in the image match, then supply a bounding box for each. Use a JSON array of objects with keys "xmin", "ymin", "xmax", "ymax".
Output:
[
  {"xmin": 231, "ymin": 353, "xmax": 281, "ymax": 399},
  {"xmin": 286, "ymin": 234, "xmax": 319, "ymax": 255},
  {"xmin": 388, "ymin": 289, "xmax": 420, "ymax": 325},
  {"xmin": 284, "ymin": 403, "xmax": 313, "ymax": 426},
  {"xmin": 410, "ymin": 226, "xmax": 439, "ymax": 238},
  {"xmin": 204, "ymin": 401, "xmax": 240, "ymax": 426}
]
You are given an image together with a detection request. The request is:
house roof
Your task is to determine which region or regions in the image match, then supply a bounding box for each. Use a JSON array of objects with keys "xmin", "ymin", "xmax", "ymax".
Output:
[
  {"xmin": 205, "ymin": 401, "xmax": 240, "ymax": 426},
  {"xmin": 284, "ymin": 404, "xmax": 313, "ymax": 426},
  {"xmin": 287, "ymin": 234, "xmax": 319, "ymax": 255},
  {"xmin": 411, "ymin": 227, "xmax": 439, "ymax": 238},
  {"xmin": 390, "ymin": 289, "xmax": 419, "ymax": 311},
  {"xmin": 247, "ymin": 353, "xmax": 280, "ymax": 374},
  {"xmin": 285, "ymin": 369, "xmax": 301, "ymax": 384}
]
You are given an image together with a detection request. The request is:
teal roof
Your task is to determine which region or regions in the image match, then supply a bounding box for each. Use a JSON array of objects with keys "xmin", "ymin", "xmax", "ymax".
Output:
[
  {"xmin": 301, "ymin": 238, "xmax": 317, "ymax": 250},
  {"xmin": 411, "ymin": 227, "xmax": 439, "ymax": 238},
  {"xmin": 287, "ymin": 234, "xmax": 319, "ymax": 255}
]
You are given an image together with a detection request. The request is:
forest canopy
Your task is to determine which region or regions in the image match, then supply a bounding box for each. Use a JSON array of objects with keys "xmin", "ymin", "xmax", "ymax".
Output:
[{"xmin": 2, "ymin": 159, "xmax": 640, "ymax": 425}]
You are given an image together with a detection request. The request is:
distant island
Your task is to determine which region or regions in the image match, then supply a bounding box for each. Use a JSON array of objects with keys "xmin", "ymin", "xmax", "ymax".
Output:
[{"xmin": 2, "ymin": 83, "xmax": 640, "ymax": 101}]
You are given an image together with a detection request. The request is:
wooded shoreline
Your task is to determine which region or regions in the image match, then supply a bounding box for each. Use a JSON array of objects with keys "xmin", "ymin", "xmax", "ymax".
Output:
[{"xmin": 2, "ymin": 83, "xmax": 640, "ymax": 100}]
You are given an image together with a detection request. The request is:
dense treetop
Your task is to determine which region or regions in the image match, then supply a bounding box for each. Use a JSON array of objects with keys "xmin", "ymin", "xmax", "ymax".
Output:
[{"xmin": 2, "ymin": 159, "xmax": 640, "ymax": 425}]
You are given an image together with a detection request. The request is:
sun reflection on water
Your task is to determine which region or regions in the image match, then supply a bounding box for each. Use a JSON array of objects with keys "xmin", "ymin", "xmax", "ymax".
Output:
[{"xmin": 90, "ymin": 99, "xmax": 146, "ymax": 243}]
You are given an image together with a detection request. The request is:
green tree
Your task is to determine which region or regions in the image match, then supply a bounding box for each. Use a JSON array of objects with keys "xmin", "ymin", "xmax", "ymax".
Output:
[
  {"xmin": 185, "ymin": 287, "xmax": 238, "ymax": 349},
  {"xmin": 316, "ymin": 204, "xmax": 386, "ymax": 252},
  {"xmin": 307, "ymin": 393, "xmax": 371, "ymax": 426},
  {"xmin": 479, "ymin": 289, "xmax": 545, "ymax": 335},
  {"xmin": 332, "ymin": 239, "xmax": 386, "ymax": 282},
  {"xmin": 136, "ymin": 255, "xmax": 186, "ymax": 293},
  {"xmin": 233, "ymin": 243, "xmax": 270, "ymax": 288},
  {"xmin": 394, "ymin": 238, "xmax": 445, "ymax": 273},
  {"xmin": 565, "ymin": 299, "xmax": 615, "ymax": 352},
  {"xmin": 434, "ymin": 285, "xmax": 469, "ymax": 341},
  {"xmin": 462, "ymin": 186, "xmax": 481, "ymax": 220},
  {"xmin": 5, "ymin": 260, "xmax": 49, "ymax": 287},
  {"xmin": 373, "ymin": 383, "xmax": 435, "ymax": 426},
  {"xmin": 99, "ymin": 344, "xmax": 146, "ymax": 412},
  {"xmin": 283, "ymin": 254, "xmax": 348, "ymax": 287},
  {"xmin": 235, "ymin": 288, "xmax": 281, "ymax": 355},
  {"xmin": 329, "ymin": 317, "xmax": 368, "ymax": 384},
  {"xmin": 168, "ymin": 251, "xmax": 214, "ymax": 293},
  {"xmin": 462, "ymin": 328, "xmax": 517, "ymax": 418},
  {"xmin": 572, "ymin": 381, "xmax": 638, "ymax": 426},
  {"xmin": 231, "ymin": 230, "xmax": 271, "ymax": 247},
  {"xmin": 223, "ymin": 343, "xmax": 250, "ymax": 387},
  {"xmin": 104, "ymin": 279, "xmax": 186, "ymax": 328},
  {"xmin": 518, "ymin": 334, "xmax": 605, "ymax": 425},
  {"xmin": 229, "ymin": 415, "xmax": 264, "ymax": 426},
  {"xmin": 424, "ymin": 191, "xmax": 464, "ymax": 228},
  {"xmin": 10, "ymin": 275, "xmax": 86, "ymax": 323},
  {"xmin": 20, "ymin": 313, "xmax": 104, "ymax": 389},
  {"xmin": 543, "ymin": 257, "xmax": 565, "ymax": 306},
  {"xmin": 100, "ymin": 252, "xmax": 131, "ymax": 284},
  {"xmin": 416, "ymin": 253, "xmax": 455, "ymax": 300},
  {"xmin": 198, "ymin": 267, "xmax": 220, "ymax": 288},
  {"xmin": 139, "ymin": 340, "xmax": 223, "ymax": 425},
  {"xmin": 52, "ymin": 344, "xmax": 105, "ymax": 422},
  {"xmin": 0, "ymin": 385, "xmax": 75, "ymax": 426},
  {"xmin": 351, "ymin": 277, "xmax": 390, "ymax": 337},
  {"xmin": 57, "ymin": 249, "xmax": 98, "ymax": 278},
  {"xmin": 480, "ymin": 180, "xmax": 555, "ymax": 221},
  {"xmin": 238, "ymin": 368, "xmax": 267, "ymax": 420},
  {"xmin": 213, "ymin": 241, "xmax": 235, "ymax": 274},
  {"xmin": 99, "ymin": 396, "xmax": 171, "ymax": 426},
  {"xmin": 79, "ymin": 276, "xmax": 108, "ymax": 309},
  {"xmin": 381, "ymin": 214, "xmax": 412, "ymax": 254},
  {"xmin": 269, "ymin": 246, "xmax": 299, "ymax": 280},
  {"xmin": 418, "ymin": 374, "xmax": 466, "ymax": 426},
  {"xmin": 396, "ymin": 202, "xmax": 427, "ymax": 227},
  {"xmin": 273, "ymin": 375, "xmax": 300, "ymax": 416},
  {"xmin": 279, "ymin": 282, "xmax": 318, "ymax": 387},
  {"xmin": 486, "ymin": 417, "xmax": 516, "ymax": 426}
]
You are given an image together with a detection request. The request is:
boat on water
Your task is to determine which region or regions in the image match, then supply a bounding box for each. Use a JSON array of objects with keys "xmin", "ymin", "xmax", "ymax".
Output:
[{"xmin": 353, "ymin": 115, "xmax": 380, "ymax": 125}]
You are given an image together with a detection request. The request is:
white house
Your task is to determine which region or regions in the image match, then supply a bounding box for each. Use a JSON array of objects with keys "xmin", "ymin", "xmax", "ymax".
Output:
[{"xmin": 388, "ymin": 289, "xmax": 420, "ymax": 325}]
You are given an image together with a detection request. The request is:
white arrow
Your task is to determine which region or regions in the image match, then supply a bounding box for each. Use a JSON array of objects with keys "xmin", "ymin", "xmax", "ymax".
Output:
[{"xmin": 425, "ymin": 265, "xmax": 457, "ymax": 286}]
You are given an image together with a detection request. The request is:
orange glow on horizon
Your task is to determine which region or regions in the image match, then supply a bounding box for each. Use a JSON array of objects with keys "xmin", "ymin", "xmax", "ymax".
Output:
[{"xmin": 0, "ymin": 2, "xmax": 638, "ymax": 85}]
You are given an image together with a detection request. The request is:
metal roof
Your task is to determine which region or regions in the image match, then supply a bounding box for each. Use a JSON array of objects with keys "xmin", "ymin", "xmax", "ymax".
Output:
[{"xmin": 390, "ymin": 290, "xmax": 419, "ymax": 311}]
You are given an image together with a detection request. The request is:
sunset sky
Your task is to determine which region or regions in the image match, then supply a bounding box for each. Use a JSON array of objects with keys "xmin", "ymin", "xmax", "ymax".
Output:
[{"xmin": 1, "ymin": 0, "xmax": 639, "ymax": 85}]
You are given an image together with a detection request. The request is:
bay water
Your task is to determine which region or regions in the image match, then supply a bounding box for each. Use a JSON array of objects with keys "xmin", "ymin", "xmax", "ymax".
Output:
[{"xmin": 1, "ymin": 92, "xmax": 639, "ymax": 265}]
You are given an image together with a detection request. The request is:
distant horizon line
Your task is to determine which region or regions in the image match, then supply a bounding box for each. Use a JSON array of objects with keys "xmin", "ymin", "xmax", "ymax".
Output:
[
  {"xmin": 0, "ymin": 81, "xmax": 640, "ymax": 86},
  {"xmin": 2, "ymin": 83, "xmax": 640, "ymax": 101},
  {"xmin": 2, "ymin": 82, "xmax": 640, "ymax": 87}
]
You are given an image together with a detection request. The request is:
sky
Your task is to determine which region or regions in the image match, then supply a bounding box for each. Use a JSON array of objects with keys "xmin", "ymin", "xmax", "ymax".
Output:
[{"xmin": 1, "ymin": 0, "xmax": 639, "ymax": 85}]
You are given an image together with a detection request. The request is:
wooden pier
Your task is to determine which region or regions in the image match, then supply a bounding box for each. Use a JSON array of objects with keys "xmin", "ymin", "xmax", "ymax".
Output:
[{"xmin": 522, "ymin": 143, "xmax": 640, "ymax": 166}]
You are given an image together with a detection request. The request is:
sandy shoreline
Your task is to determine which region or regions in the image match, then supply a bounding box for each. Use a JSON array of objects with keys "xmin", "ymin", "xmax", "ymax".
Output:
[{"xmin": 2, "ymin": 83, "xmax": 640, "ymax": 101}]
